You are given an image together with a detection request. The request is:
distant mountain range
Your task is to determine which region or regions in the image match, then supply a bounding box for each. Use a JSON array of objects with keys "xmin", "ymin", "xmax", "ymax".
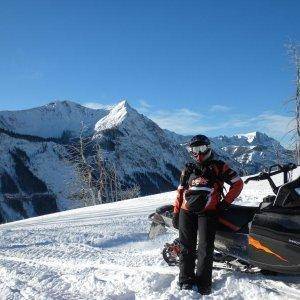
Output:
[
  {"xmin": 0, "ymin": 100, "xmax": 294, "ymax": 223},
  {"xmin": 211, "ymin": 132, "xmax": 293, "ymax": 174}
]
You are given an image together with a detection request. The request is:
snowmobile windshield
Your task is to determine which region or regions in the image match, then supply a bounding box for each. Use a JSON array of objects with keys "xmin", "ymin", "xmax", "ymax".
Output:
[{"xmin": 274, "ymin": 176, "xmax": 300, "ymax": 208}]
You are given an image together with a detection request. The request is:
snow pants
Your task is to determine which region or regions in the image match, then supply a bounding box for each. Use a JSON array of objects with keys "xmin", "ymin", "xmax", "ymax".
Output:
[{"xmin": 178, "ymin": 209, "xmax": 217, "ymax": 288}]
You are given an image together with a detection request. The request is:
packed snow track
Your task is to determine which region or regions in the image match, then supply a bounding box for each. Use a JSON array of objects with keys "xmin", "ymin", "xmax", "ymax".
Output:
[{"xmin": 0, "ymin": 170, "xmax": 299, "ymax": 299}]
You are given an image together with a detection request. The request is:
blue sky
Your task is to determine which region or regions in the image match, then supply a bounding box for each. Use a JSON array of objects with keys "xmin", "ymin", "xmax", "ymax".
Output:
[{"xmin": 0, "ymin": 0, "xmax": 299, "ymax": 145}]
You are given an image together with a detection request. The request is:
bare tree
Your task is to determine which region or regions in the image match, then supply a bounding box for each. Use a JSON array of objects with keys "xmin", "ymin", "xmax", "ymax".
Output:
[
  {"xmin": 119, "ymin": 184, "xmax": 141, "ymax": 200},
  {"xmin": 272, "ymin": 142, "xmax": 282, "ymax": 165},
  {"xmin": 285, "ymin": 42, "xmax": 300, "ymax": 165},
  {"xmin": 66, "ymin": 123, "xmax": 98, "ymax": 205},
  {"xmin": 66, "ymin": 123, "xmax": 140, "ymax": 206}
]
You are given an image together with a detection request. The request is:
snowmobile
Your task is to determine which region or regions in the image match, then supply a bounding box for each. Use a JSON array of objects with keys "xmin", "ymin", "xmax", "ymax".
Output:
[{"xmin": 148, "ymin": 163, "xmax": 300, "ymax": 275}]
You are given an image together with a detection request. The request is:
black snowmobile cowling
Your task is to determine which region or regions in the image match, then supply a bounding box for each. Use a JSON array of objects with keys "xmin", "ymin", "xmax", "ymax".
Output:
[{"xmin": 148, "ymin": 163, "xmax": 300, "ymax": 275}]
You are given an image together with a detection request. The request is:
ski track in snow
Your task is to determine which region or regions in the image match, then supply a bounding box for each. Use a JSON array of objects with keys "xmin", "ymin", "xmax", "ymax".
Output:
[{"xmin": 0, "ymin": 170, "xmax": 299, "ymax": 299}]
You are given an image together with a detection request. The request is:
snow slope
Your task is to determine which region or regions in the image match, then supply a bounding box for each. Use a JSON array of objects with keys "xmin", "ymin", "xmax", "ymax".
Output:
[{"xmin": 0, "ymin": 171, "xmax": 299, "ymax": 299}]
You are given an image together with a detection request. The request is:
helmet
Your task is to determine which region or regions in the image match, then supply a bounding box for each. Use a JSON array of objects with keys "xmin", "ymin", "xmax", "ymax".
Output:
[{"xmin": 188, "ymin": 134, "xmax": 212, "ymax": 163}]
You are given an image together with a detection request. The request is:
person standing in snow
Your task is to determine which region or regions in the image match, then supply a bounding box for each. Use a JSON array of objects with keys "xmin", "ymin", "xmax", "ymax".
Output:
[{"xmin": 172, "ymin": 134, "xmax": 243, "ymax": 295}]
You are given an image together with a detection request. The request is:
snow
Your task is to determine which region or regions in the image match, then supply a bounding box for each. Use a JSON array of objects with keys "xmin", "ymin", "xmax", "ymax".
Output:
[
  {"xmin": 236, "ymin": 132, "xmax": 259, "ymax": 144},
  {"xmin": 0, "ymin": 170, "xmax": 299, "ymax": 299},
  {"xmin": 94, "ymin": 100, "xmax": 130, "ymax": 131}
]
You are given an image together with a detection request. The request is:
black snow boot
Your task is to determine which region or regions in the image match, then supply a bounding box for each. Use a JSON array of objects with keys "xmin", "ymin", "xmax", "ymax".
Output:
[
  {"xmin": 198, "ymin": 286, "xmax": 212, "ymax": 295},
  {"xmin": 180, "ymin": 283, "xmax": 194, "ymax": 291}
]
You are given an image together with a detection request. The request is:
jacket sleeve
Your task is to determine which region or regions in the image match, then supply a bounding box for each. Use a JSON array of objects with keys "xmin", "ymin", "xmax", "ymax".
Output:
[
  {"xmin": 220, "ymin": 163, "xmax": 244, "ymax": 205},
  {"xmin": 173, "ymin": 163, "xmax": 193, "ymax": 213}
]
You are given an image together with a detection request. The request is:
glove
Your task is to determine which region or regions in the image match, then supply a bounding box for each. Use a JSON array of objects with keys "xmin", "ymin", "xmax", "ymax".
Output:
[
  {"xmin": 216, "ymin": 200, "xmax": 230, "ymax": 211},
  {"xmin": 185, "ymin": 163, "xmax": 195, "ymax": 173},
  {"xmin": 172, "ymin": 212, "xmax": 179, "ymax": 229}
]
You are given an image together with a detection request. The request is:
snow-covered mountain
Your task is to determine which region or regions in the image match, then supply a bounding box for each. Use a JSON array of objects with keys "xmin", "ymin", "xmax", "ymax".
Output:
[
  {"xmin": 162, "ymin": 130, "xmax": 294, "ymax": 175},
  {"xmin": 93, "ymin": 101, "xmax": 189, "ymax": 194},
  {"xmin": 212, "ymin": 132, "xmax": 293, "ymax": 174},
  {"xmin": 0, "ymin": 100, "xmax": 294, "ymax": 223},
  {"xmin": 0, "ymin": 101, "xmax": 190, "ymax": 223},
  {"xmin": 0, "ymin": 100, "xmax": 109, "ymax": 138}
]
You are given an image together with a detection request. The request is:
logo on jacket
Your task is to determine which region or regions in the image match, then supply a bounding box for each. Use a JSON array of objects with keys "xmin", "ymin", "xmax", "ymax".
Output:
[{"xmin": 192, "ymin": 177, "xmax": 208, "ymax": 186}]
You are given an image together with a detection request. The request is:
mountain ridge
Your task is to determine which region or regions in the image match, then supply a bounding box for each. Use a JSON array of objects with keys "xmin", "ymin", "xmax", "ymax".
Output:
[
  {"xmin": 0, "ymin": 100, "xmax": 109, "ymax": 138},
  {"xmin": 0, "ymin": 100, "xmax": 294, "ymax": 223},
  {"xmin": 0, "ymin": 99, "xmax": 293, "ymax": 175}
]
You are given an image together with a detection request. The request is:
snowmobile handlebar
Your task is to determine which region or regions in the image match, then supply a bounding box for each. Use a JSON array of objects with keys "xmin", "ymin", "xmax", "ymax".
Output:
[{"xmin": 244, "ymin": 163, "xmax": 297, "ymax": 188}]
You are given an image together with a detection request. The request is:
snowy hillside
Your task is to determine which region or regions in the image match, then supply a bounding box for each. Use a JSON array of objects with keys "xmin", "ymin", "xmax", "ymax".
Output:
[
  {"xmin": 0, "ymin": 169, "xmax": 299, "ymax": 299},
  {"xmin": 0, "ymin": 132, "xmax": 81, "ymax": 222}
]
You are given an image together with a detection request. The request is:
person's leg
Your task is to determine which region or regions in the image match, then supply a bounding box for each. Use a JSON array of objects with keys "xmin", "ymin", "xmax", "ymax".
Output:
[
  {"xmin": 178, "ymin": 209, "xmax": 198, "ymax": 286},
  {"xmin": 195, "ymin": 214, "xmax": 217, "ymax": 293}
]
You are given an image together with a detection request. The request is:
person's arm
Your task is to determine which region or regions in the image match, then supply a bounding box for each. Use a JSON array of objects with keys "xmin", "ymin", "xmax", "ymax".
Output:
[
  {"xmin": 173, "ymin": 163, "xmax": 193, "ymax": 213},
  {"xmin": 172, "ymin": 163, "xmax": 193, "ymax": 229},
  {"xmin": 173, "ymin": 186, "xmax": 185, "ymax": 214},
  {"xmin": 172, "ymin": 182, "xmax": 185, "ymax": 229},
  {"xmin": 220, "ymin": 163, "xmax": 243, "ymax": 206}
]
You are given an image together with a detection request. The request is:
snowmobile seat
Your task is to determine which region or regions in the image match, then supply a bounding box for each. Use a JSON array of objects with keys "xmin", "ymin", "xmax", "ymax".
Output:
[
  {"xmin": 218, "ymin": 204, "xmax": 258, "ymax": 233},
  {"xmin": 156, "ymin": 204, "xmax": 173, "ymax": 217},
  {"xmin": 155, "ymin": 204, "xmax": 258, "ymax": 233}
]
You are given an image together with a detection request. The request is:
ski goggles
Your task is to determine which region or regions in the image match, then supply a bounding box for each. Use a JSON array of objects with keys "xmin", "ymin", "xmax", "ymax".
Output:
[{"xmin": 188, "ymin": 144, "xmax": 210, "ymax": 154}]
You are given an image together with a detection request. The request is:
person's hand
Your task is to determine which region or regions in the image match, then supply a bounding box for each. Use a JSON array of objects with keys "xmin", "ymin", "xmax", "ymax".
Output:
[
  {"xmin": 216, "ymin": 200, "xmax": 230, "ymax": 211},
  {"xmin": 172, "ymin": 212, "xmax": 179, "ymax": 229},
  {"xmin": 185, "ymin": 163, "xmax": 195, "ymax": 173}
]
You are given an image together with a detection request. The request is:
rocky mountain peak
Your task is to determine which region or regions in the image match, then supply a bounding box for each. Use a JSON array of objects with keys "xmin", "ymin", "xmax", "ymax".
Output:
[
  {"xmin": 94, "ymin": 100, "xmax": 141, "ymax": 132},
  {"xmin": 235, "ymin": 131, "xmax": 272, "ymax": 145},
  {"xmin": 46, "ymin": 100, "xmax": 81, "ymax": 108}
]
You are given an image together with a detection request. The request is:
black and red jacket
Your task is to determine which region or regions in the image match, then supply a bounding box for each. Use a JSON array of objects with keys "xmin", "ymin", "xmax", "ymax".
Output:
[{"xmin": 173, "ymin": 154, "xmax": 243, "ymax": 214}]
